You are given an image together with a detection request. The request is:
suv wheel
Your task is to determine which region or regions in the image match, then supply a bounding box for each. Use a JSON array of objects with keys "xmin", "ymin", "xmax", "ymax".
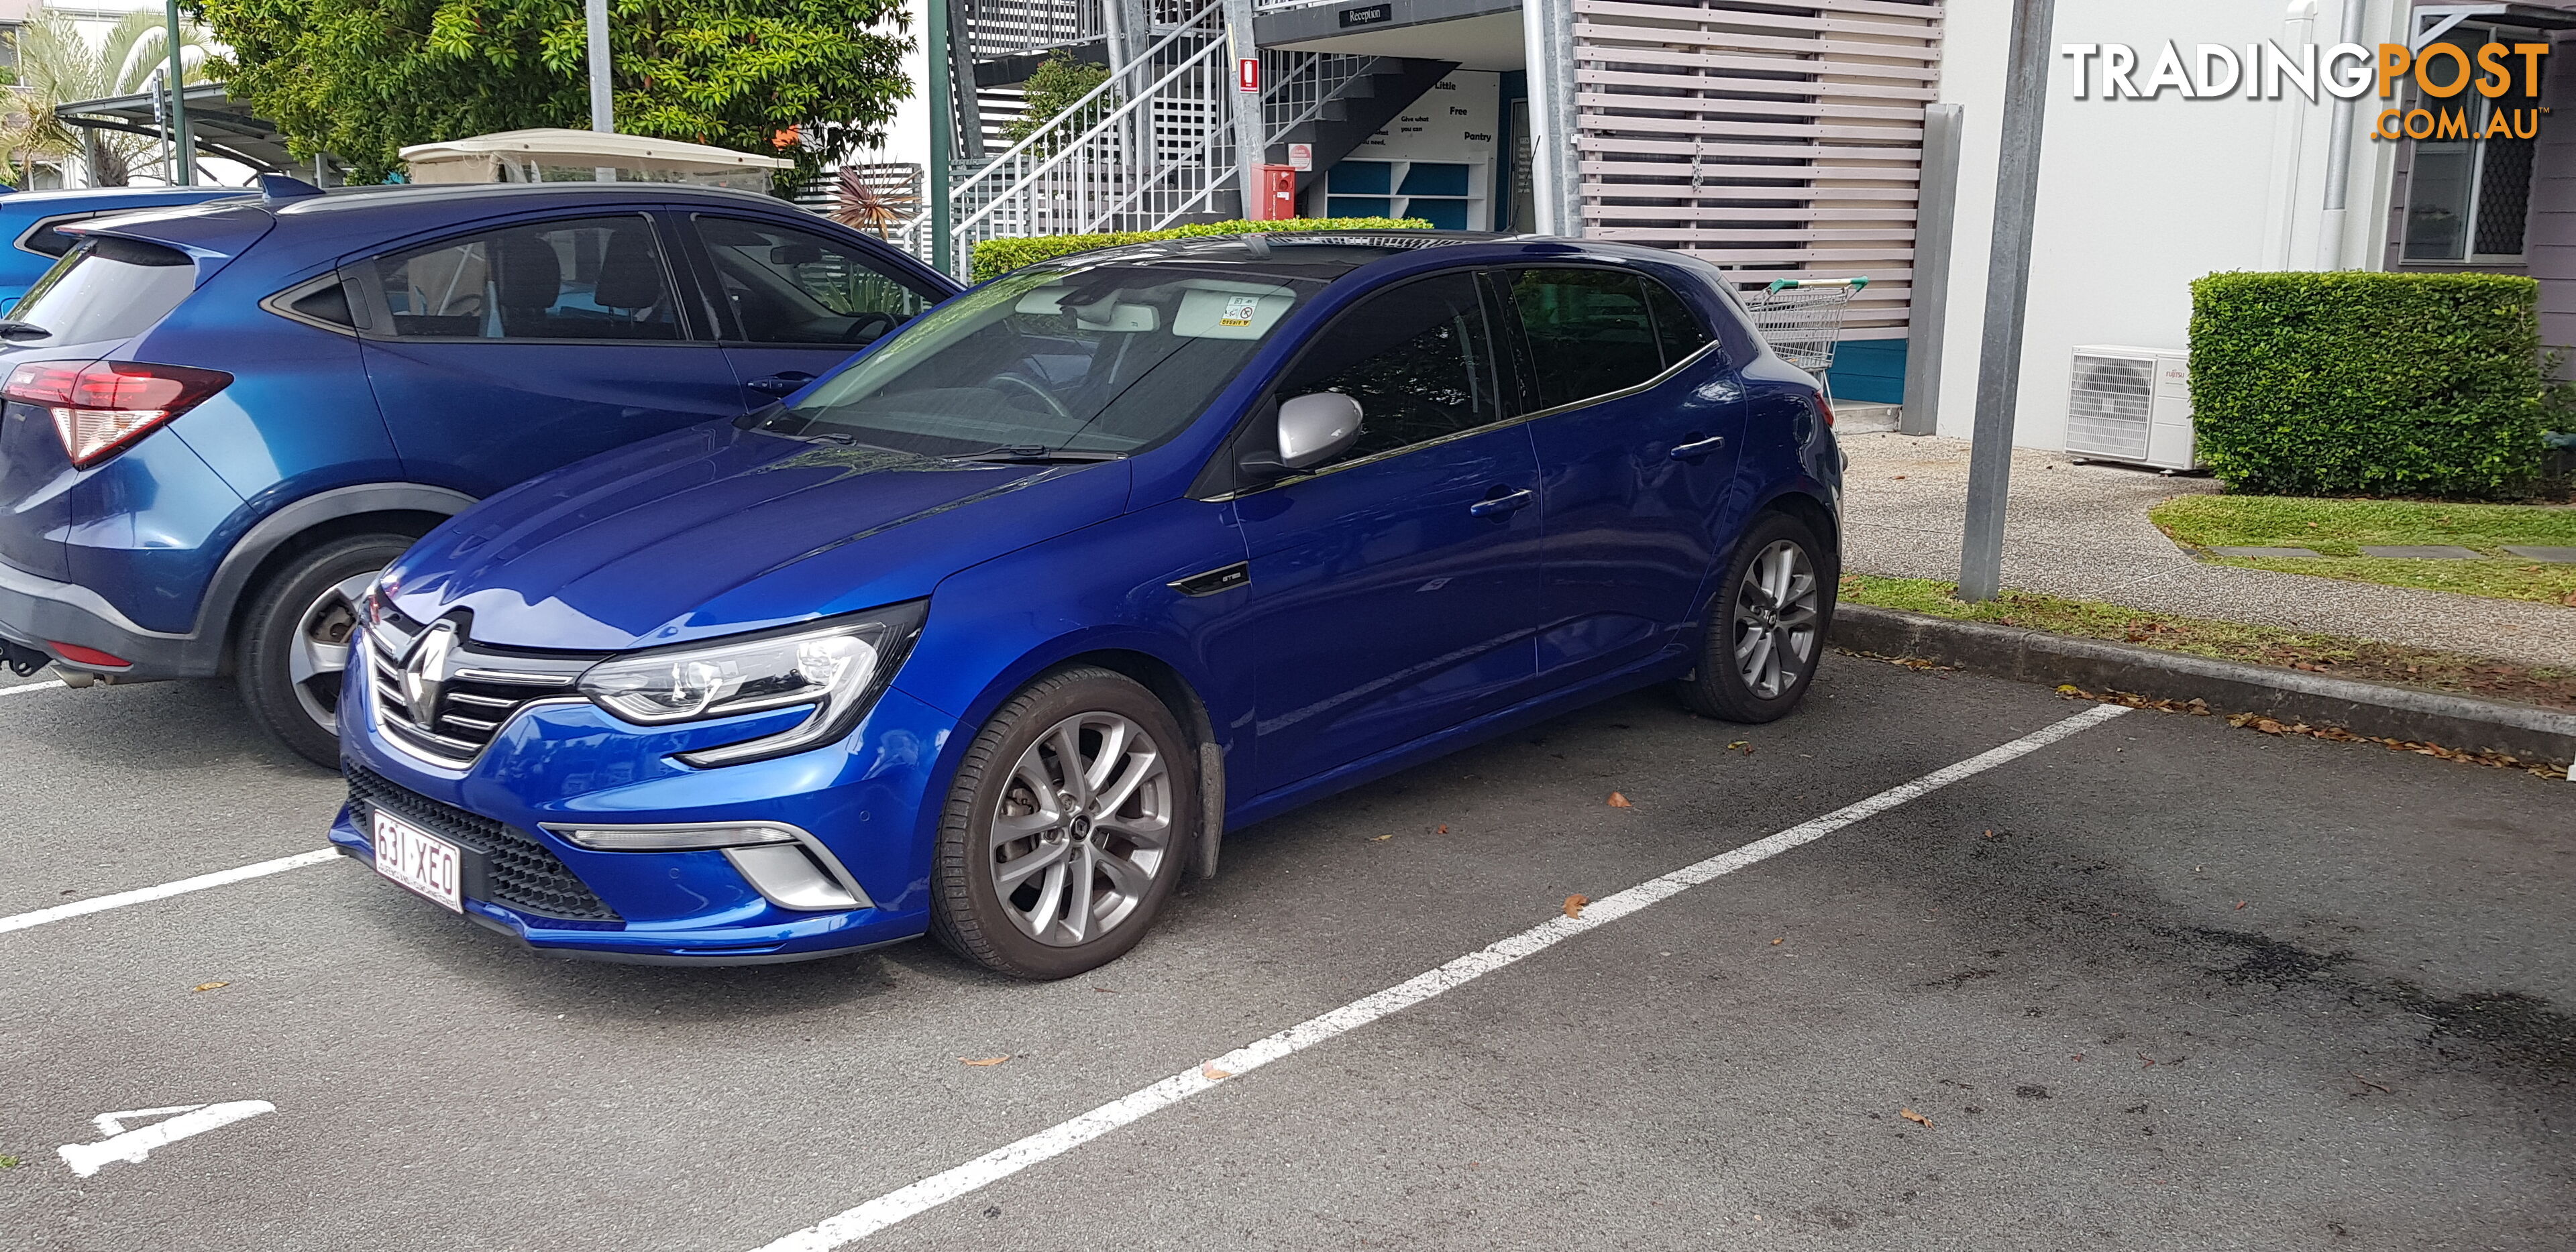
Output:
[
  {"xmin": 1678, "ymin": 511, "xmax": 1836, "ymax": 724},
  {"xmin": 236, "ymin": 533, "xmax": 413, "ymax": 767},
  {"xmin": 930, "ymin": 667, "xmax": 1197, "ymax": 979}
]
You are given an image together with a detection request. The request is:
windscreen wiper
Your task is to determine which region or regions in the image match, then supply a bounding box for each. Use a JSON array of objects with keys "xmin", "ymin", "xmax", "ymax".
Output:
[{"xmin": 951, "ymin": 445, "xmax": 1126, "ymax": 463}]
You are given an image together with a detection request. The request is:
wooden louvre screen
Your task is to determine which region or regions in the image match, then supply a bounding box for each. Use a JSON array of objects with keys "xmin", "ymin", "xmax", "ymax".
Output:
[{"xmin": 1572, "ymin": 0, "xmax": 1942, "ymax": 342}]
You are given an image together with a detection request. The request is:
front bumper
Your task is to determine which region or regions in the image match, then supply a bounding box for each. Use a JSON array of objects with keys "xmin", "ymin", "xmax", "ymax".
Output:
[
  {"xmin": 333, "ymin": 655, "xmax": 953, "ymax": 962},
  {"xmin": 0, "ymin": 554, "xmax": 219, "ymax": 681}
]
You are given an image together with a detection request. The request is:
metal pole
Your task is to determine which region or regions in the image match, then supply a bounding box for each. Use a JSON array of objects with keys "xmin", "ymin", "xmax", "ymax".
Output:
[
  {"xmin": 1956, "ymin": 0, "xmax": 2057, "ymax": 604},
  {"xmin": 162, "ymin": 0, "xmax": 191, "ymax": 185},
  {"xmin": 1521, "ymin": 0, "xmax": 1580, "ymax": 235},
  {"xmin": 586, "ymin": 0, "xmax": 615, "ymax": 183},
  {"xmin": 2314, "ymin": 0, "xmax": 2368, "ymax": 270},
  {"xmin": 928, "ymin": 0, "xmax": 954, "ymax": 276},
  {"xmin": 586, "ymin": 0, "xmax": 614, "ymax": 131},
  {"xmin": 1224, "ymin": 0, "xmax": 1263, "ymax": 220},
  {"xmin": 1900, "ymin": 103, "xmax": 1962, "ymax": 437}
]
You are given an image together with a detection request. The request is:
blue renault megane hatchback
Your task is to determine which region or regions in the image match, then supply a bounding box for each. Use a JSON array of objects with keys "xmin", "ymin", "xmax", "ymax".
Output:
[{"xmin": 335, "ymin": 233, "xmax": 1843, "ymax": 977}]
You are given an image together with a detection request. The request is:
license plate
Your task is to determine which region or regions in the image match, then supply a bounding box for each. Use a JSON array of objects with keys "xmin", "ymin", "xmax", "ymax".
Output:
[{"xmin": 371, "ymin": 810, "xmax": 462, "ymax": 912}]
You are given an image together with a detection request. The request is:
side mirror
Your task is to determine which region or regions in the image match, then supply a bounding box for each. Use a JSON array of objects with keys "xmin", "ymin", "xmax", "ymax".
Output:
[{"xmin": 1240, "ymin": 392, "xmax": 1364, "ymax": 481}]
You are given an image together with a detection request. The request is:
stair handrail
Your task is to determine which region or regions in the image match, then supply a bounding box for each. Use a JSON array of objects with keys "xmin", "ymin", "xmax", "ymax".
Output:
[{"xmin": 946, "ymin": 0, "xmax": 1230, "ymax": 267}]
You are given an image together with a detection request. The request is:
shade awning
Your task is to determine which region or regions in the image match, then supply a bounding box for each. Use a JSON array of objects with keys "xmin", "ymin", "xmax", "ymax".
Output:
[
  {"xmin": 396, "ymin": 129, "xmax": 791, "ymax": 176},
  {"xmin": 54, "ymin": 82, "xmax": 303, "ymax": 174}
]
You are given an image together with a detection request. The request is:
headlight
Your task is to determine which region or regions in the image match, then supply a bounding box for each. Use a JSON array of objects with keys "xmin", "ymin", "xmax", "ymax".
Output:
[{"xmin": 576, "ymin": 601, "xmax": 925, "ymax": 766}]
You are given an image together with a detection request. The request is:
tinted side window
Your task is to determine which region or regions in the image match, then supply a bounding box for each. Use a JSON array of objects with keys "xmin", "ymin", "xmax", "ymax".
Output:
[
  {"xmin": 1644, "ymin": 276, "xmax": 1713, "ymax": 367},
  {"xmin": 370, "ymin": 216, "xmax": 680, "ymax": 341},
  {"xmin": 1507, "ymin": 268, "xmax": 1664, "ymax": 410},
  {"xmin": 1275, "ymin": 271, "xmax": 1501, "ymax": 465},
  {"xmin": 693, "ymin": 215, "xmax": 932, "ymax": 345}
]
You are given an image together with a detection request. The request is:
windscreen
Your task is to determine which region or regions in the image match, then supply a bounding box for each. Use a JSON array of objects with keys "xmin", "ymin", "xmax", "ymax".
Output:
[
  {"xmin": 7, "ymin": 235, "xmax": 196, "ymax": 343},
  {"xmin": 754, "ymin": 259, "xmax": 1330, "ymax": 458}
]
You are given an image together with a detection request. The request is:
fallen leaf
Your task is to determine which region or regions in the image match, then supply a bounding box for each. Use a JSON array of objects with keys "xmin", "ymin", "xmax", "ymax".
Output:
[
  {"xmin": 2235, "ymin": 901, "xmax": 2248, "ymax": 910},
  {"xmin": 1369, "ymin": 833, "xmax": 1394, "ymax": 842},
  {"xmin": 1091, "ymin": 986, "xmax": 1116, "ymax": 993},
  {"xmin": 1726, "ymin": 740, "xmax": 1750, "ymax": 751},
  {"xmin": 1201, "ymin": 1063, "xmax": 1232, "ymax": 1081},
  {"xmin": 1562, "ymin": 894, "xmax": 1589, "ymax": 918},
  {"xmin": 1900, "ymin": 1108, "xmax": 1933, "ymax": 1127},
  {"xmin": 1606, "ymin": 792, "xmax": 1633, "ymax": 808},
  {"xmin": 1770, "ymin": 937, "xmax": 1784, "ymax": 946},
  {"xmin": 960, "ymin": 1056, "xmax": 1010, "ymax": 1067},
  {"xmin": 191, "ymin": 981, "xmax": 229, "ymax": 993},
  {"xmin": 1436, "ymin": 824, "xmax": 1449, "ymax": 835},
  {"xmin": 1892, "ymin": 474, "xmax": 1908, "ymax": 480}
]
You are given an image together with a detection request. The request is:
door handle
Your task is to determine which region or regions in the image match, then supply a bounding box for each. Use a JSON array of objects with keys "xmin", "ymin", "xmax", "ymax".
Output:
[
  {"xmin": 747, "ymin": 372, "xmax": 817, "ymax": 396},
  {"xmin": 1668, "ymin": 434, "xmax": 1727, "ymax": 461},
  {"xmin": 1468, "ymin": 488, "xmax": 1535, "ymax": 518}
]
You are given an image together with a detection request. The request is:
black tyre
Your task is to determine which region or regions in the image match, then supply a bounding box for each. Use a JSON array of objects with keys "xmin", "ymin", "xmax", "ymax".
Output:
[
  {"xmin": 235, "ymin": 532, "xmax": 413, "ymax": 768},
  {"xmin": 930, "ymin": 667, "xmax": 1198, "ymax": 979},
  {"xmin": 1678, "ymin": 510, "xmax": 1836, "ymax": 724}
]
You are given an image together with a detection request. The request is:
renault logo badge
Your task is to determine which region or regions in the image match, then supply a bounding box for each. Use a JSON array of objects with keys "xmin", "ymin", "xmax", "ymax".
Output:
[{"xmin": 402, "ymin": 621, "xmax": 458, "ymax": 732}]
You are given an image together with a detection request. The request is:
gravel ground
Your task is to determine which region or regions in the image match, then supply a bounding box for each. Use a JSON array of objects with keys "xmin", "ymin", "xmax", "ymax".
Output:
[{"xmin": 1838, "ymin": 433, "xmax": 2576, "ymax": 670}]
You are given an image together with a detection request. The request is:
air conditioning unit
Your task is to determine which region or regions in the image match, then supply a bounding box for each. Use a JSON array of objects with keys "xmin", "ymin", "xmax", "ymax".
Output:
[{"xmin": 2064, "ymin": 345, "xmax": 2198, "ymax": 472}]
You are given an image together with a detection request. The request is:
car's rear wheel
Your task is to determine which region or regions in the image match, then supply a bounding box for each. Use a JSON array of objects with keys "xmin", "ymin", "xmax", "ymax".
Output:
[
  {"xmin": 236, "ymin": 533, "xmax": 412, "ymax": 768},
  {"xmin": 931, "ymin": 667, "xmax": 1197, "ymax": 979},
  {"xmin": 1678, "ymin": 510, "xmax": 1835, "ymax": 724}
]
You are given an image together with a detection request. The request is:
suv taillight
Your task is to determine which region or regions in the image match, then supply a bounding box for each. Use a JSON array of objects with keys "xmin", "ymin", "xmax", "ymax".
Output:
[{"xmin": 4, "ymin": 359, "xmax": 234, "ymax": 469}]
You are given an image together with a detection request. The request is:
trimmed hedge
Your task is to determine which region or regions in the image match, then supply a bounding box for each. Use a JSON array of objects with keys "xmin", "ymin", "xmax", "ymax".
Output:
[
  {"xmin": 2188, "ymin": 271, "xmax": 2546, "ymax": 499},
  {"xmin": 969, "ymin": 217, "xmax": 1432, "ymax": 282}
]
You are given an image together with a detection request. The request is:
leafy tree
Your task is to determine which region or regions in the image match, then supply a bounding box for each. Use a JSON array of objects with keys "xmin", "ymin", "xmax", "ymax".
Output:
[
  {"xmin": 999, "ymin": 49, "xmax": 1112, "ymax": 154},
  {"xmin": 189, "ymin": 0, "xmax": 912, "ymax": 192}
]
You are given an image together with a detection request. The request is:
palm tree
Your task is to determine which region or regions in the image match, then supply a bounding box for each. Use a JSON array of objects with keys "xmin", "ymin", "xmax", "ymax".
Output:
[{"xmin": 9, "ymin": 5, "xmax": 219, "ymax": 186}]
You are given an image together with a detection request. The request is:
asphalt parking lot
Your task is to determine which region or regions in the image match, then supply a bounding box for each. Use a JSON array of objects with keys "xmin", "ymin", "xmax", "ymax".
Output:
[{"xmin": 2, "ymin": 657, "xmax": 2569, "ymax": 1251}]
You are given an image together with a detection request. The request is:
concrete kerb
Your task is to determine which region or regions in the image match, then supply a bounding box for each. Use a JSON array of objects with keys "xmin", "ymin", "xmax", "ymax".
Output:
[{"xmin": 1830, "ymin": 604, "xmax": 2576, "ymax": 768}]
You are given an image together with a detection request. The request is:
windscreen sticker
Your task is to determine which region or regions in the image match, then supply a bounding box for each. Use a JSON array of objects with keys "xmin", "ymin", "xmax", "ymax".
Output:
[{"xmin": 1219, "ymin": 296, "xmax": 1260, "ymax": 328}]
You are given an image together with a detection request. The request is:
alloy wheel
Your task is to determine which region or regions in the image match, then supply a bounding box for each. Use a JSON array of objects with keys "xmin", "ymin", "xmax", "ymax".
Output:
[
  {"xmin": 1731, "ymin": 538, "xmax": 1820, "ymax": 700},
  {"xmin": 986, "ymin": 711, "xmax": 1173, "ymax": 947},
  {"xmin": 288, "ymin": 570, "xmax": 380, "ymax": 735}
]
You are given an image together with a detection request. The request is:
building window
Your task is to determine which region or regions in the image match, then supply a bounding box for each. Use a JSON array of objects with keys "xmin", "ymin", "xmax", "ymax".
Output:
[{"xmin": 2404, "ymin": 25, "xmax": 2539, "ymax": 263}]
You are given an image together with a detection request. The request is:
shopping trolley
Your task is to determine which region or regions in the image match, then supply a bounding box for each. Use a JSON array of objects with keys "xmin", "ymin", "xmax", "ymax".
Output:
[{"xmin": 1740, "ymin": 276, "xmax": 1870, "ymax": 406}]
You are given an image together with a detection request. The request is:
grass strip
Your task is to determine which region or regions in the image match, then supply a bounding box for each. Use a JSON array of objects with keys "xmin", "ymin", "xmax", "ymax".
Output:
[
  {"xmin": 2150, "ymin": 495, "xmax": 2576, "ymax": 605},
  {"xmin": 1839, "ymin": 574, "xmax": 2576, "ymax": 714}
]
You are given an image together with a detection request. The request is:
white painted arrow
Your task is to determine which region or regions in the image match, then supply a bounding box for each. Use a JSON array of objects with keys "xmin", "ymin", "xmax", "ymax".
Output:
[{"xmin": 56, "ymin": 1101, "xmax": 275, "ymax": 1178}]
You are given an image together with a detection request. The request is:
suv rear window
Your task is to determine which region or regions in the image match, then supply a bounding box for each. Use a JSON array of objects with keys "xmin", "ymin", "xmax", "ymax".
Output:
[{"xmin": 7, "ymin": 235, "xmax": 196, "ymax": 344}]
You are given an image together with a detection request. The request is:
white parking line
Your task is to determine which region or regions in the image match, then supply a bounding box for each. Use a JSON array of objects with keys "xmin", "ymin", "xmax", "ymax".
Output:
[
  {"xmin": 0, "ymin": 850, "xmax": 339, "ymax": 935},
  {"xmin": 2, "ymin": 678, "xmax": 66, "ymax": 698},
  {"xmin": 747, "ymin": 702, "xmax": 2134, "ymax": 1251}
]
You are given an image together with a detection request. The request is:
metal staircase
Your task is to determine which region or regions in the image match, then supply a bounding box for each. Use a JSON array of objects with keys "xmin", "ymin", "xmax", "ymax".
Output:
[{"xmin": 903, "ymin": 0, "xmax": 1457, "ymax": 278}]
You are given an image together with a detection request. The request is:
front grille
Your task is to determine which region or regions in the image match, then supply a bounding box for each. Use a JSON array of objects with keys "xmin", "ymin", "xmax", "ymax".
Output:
[
  {"xmin": 365, "ymin": 610, "xmax": 598, "ymax": 766},
  {"xmin": 347, "ymin": 766, "xmax": 623, "ymax": 925}
]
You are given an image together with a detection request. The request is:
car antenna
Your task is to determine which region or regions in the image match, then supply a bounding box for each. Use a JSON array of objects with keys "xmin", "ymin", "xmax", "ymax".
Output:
[{"xmin": 258, "ymin": 174, "xmax": 327, "ymax": 203}]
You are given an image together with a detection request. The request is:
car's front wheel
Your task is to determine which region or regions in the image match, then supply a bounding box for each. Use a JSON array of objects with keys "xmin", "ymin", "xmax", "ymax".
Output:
[
  {"xmin": 931, "ymin": 667, "xmax": 1197, "ymax": 979},
  {"xmin": 235, "ymin": 533, "xmax": 413, "ymax": 768},
  {"xmin": 1678, "ymin": 510, "xmax": 1836, "ymax": 723}
]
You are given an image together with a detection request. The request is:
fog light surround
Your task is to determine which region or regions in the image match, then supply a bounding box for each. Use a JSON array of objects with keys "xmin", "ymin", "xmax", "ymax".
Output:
[{"xmin": 541, "ymin": 819, "xmax": 874, "ymax": 913}]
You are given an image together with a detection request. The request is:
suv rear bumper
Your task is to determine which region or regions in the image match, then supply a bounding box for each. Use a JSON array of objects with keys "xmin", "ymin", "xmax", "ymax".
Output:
[{"xmin": 0, "ymin": 555, "xmax": 221, "ymax": 680}]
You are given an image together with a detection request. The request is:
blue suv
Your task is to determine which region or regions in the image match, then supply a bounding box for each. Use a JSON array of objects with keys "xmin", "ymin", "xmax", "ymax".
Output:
[
  {"xmin": 337, "ymin": 233, "xmax": 1843, "ymax": 977},
  {"xmin": 0, "ymin": 185, "xmax": 249, "ymax": 308},
  {"xmin": 0, "ymin": 180, "xmax": 957, "ymax": 763}
]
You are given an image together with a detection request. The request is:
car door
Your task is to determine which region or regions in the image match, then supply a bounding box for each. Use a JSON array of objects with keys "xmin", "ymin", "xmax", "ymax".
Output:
[
  {"xmin": 676, "ymin": 213, "xmax": 951, "ymax": 406},
  {"xmin": 352, "ymin": 211, "xmax": 748, "ymax": 496},
  {"xmin": 1222, "ymin": 269, "xmax": 1545, "ymax": 795},
  {"xmin": 1503, "ymin": 266, "xmax": 1746, "ymax": 684}
]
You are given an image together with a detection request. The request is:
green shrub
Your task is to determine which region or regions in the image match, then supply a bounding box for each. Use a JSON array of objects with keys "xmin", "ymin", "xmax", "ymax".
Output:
[
  {"xmin": 969, "ymin": 217, "xmax": 1433, "ymax": 282},
  {"xmin": 2188, "ymin": 270, "xmax": 2546, "ymax": 499}
]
